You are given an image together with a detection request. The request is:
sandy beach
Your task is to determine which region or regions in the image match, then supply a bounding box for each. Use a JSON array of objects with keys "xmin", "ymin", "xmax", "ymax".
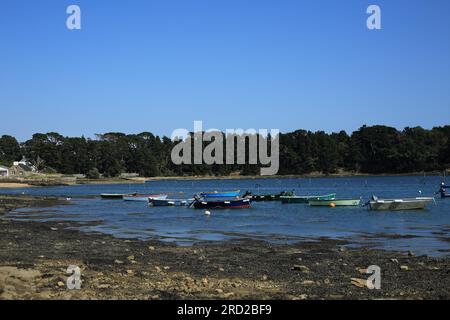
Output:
[{"xmin": 0, "ymin": 183, "xmax": 33, "ymax": 189}]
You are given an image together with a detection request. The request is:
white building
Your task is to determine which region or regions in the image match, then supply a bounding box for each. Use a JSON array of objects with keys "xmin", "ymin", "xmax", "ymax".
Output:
[
  {"xmin": 13, "ymin": 156, "xmax": 36, "ymax": 172},
  {"xmin": 0, "ymin": 165, "xmax": 9, "ymax": 177}
]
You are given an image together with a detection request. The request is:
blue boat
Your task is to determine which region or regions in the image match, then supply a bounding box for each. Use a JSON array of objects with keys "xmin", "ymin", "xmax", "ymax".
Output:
[
  {"xmin": 191, "ymin": 197, "xmax": 251, "ymax": 209},
  {"xmin": 150, "ymin": 198, "xmax": 194, "ymax": 206},
  {"xmin": 200, "ymin": 190, "xmax": 240, "ymax": 198}
]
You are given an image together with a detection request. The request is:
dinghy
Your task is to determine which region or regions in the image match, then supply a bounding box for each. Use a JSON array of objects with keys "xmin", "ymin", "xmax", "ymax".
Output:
[
  {"xmin": 280, "ymin": 193, "xmax": 336, "ymax": 204},
  {"xmin": 200, "ymin": 190, "xmax": 240, "ymax": 198},
  {"xmin": 367, "ymin": 196, "xmax": 434, "ymax": 211},
  {"xmin": 309, "ymin": 198, "xmax": 361, "ymax": 206},
  {"xmin": 150, "ymin": 198, "xmax": 194, "ymax": 206},
  {"xmin": 123, "ymin": 194, "xmax": 168, "ymax": 202},
  {"xmin": 101, "ymin": 192, "xmax": 136, "ymax": 199},
  {"xmin": 191, "ymin": 197, "xmax": 251, "ymax": 209},
  {"xmin": 251, "ymin": 190, "xmax": 295, "ymax": 201}
]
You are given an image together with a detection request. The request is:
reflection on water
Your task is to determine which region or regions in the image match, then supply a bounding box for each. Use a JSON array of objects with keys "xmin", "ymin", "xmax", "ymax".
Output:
[{"xmin": 2, "ymin": 175, "xmax": 450, "ymax": 256}]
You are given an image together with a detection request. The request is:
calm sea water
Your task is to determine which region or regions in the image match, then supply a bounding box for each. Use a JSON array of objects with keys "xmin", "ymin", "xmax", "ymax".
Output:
[{"xmin": 2, "ymin": 176, "xmax": 449, "ymax": 256}]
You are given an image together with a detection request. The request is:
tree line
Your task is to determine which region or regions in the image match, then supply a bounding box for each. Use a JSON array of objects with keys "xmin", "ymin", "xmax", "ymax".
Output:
[{"xmin": 0, "ymin": 125, "xmax": 449, "ymax": 177}]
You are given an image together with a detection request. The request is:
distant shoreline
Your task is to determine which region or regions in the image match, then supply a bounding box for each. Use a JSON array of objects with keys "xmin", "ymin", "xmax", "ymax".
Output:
[{"xmin": 0, "ymin": 170, "xmax": 446, "ymax": 189}]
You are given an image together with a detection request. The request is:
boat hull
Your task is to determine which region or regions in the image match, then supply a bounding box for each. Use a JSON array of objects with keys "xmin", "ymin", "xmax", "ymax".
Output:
[
  {"xmin": 252, "ymin": 191, "xmax": 295, "ymax": 202},
  {"xmin": 441, "ymin": 192, "xmax": 450, "ymax": 198},
  {"xmin": 369, "ymin": 198, "xmax": 433, "ymax": 211},
  {"xmin": 200, "ymin": 190, "xmax": 240, "ymax": 198},
  {"xmin": 281, "ymin": 193, "xmax": 336, "ymax": 204},
  {"xmin": 123, "ymin": 194, "xmax": 168, "ymax": 202},
  {"xmin": 192, "ymin": 198, "xmax": 251, "ymax": 209},
  {"xmin": 101, "ymin": 194, "xmax": 124, "ymax": 199},
  {"xmin": 309, "ymin": 199, "xmax": 361, "ymax": 206},
  {"xmin": 101, "ymin": 192, "xmax": 137, "ymax": 199},
  {"xmin": 151, "ymin": 199, "xmax": 193, "ymax": 206}
]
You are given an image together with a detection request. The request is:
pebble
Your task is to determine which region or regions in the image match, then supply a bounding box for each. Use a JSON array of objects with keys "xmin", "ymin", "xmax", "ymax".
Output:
[
  {"xmin": 127, "ymin": 255, "xmax": 135, "ymax": 261},
  {"xmin": 391, "ymin": 258, "xmax": 399, "ymax": 263},
  {"xmin": 57, "ymin": 281, "xmax": 65, "ymax": 287},
  {"xmin": 155, "ymin": 266, "xmax": 162, "ymax": 272},
  {"xmin": 50, "ymin": 227, "xmax": 58, "ymax": 231},
  {"xmin": 219, "ymin": 267, "xmax": 225, "ymax": 272},
  {"xmin": 215, "ymin": 289, "xmax": 223, "ymax": 294},
  {"xmin": 148, "ymin": 246, "xmax": 155, "ymax": 251},
  {"xmin": 126, "ymin": 270, "xmax": 134, "ymax": 275},
  {"xmin": 291, "ymin": 265, "xmax": 310, "ymax": 273},
  {"xmin": 400, "ymin": 265, "xmax": 409, "ymax": 271},
  {"xmin": 261, "ymin": 275, "xmax": 268, "ymax": 281},
  {"xmin": 302, "ymin": 280, "xmax": 315, "ymax": 285},
  {"xmin": 114, "ymin": 259, "xmax": 124, "ymax": 264}
]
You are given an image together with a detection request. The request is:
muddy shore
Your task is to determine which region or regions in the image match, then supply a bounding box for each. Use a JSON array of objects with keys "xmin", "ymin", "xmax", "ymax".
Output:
[{"xmin": 0, "ymin": 197, "xmax": 449, "ymax": 300}]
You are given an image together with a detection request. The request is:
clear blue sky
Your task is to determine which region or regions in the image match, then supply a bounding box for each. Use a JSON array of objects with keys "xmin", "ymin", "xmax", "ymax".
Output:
[{"xmin": 1, "ymin": 0, "xmax": 449, "ymax": 141}]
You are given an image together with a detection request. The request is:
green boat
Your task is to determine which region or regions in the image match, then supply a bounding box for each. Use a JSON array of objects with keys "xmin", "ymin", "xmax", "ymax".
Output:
[
  {"xmin": 308, "ymin": 199, "xmax": 361, "ymax": 206},
  {"xmin": 281, "ymin": 193, "xmax": 336, "ymax": 204}
]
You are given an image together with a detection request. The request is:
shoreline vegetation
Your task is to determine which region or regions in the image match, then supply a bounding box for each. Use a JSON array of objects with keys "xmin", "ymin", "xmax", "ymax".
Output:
[
  {"xmin": 0, "ymin": 196, "xmax": 449, "ymax": 300},
  {"xmin": 0, "ymin": 170, "xmax": 448, "ymax": 189},
  {"xmin": 1, "ymin": 125, "xmax": 450, "ymax": 183}
]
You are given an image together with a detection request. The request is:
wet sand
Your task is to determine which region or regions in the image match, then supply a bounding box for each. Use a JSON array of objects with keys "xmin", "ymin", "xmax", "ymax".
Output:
[{"xmin": 0, "ymin": 197, "xmax": 449, "ymax": 300}]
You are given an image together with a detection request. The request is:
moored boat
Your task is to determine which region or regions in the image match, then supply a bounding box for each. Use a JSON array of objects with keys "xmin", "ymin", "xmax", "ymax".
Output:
[
  {"xmin": 438, "ymin": 183, "xmax": 450, "ymax": 198},
  {"xmin": 368, "ymin": 196, "xmax": 434, "ymax": 211},
  {"xmin": 251, "ymin": 190, "xmax": 295, "ymax": 201},
  {"xmin": 280, "ymin": 193, "xmax": 336, "ymax": 204},
  {"xmin": 200, "ymin": 190, "xmax": 240, "ymax": 198},
  {"xmin": 123, "ymin": 194, "xmax": 168, "ymax": 202},
  {"xmin": 101, "ymin": 192, "xmax": 137, "ymax": 199},
  {"xmin": 191, "ymin": 197, "xmax": 251, "ymax": 209},
  {"xmin": 308, "ymin": 198, "xmax": 361, "ymax": 206},
  {"xmin": 150, "ymin": 198, "xmax": 194, "ymax": 206}
]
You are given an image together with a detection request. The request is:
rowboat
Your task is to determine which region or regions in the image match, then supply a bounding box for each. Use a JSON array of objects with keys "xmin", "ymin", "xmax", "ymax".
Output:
[
  {"xmin": 368, "ymin": 196, "xmax": 434, "ymax": 211},
  {"xmin": 150, "ymin": 198, "xmax": 194, "ymax": 207},
  {"xmin": 280, "ymin": 193, "xmax": 336, "ymax": 204},
  {"xmin": 101, "ymin": 192, "xmax": 136, "ymax": 199},
  {"xmin": 251, "ymin": 190, "xmax": 295, "ymax": 201},
  {"xmin": 309, "ymin": 198, "xmax": 361, "ymax": 206},
  {"xmin": 191, "ymin": 197, "xmax": 251, "ymax": 209},
  {"xmin": 123, "ymin": 194, "xmax": 168, "ymax": 202},
  {"xmin": 200, "ymin": 190, "xmax": 240, "ymax": 198}
]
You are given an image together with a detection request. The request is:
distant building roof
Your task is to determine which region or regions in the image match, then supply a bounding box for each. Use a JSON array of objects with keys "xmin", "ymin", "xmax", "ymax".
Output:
[{"xmin": 0, "ymin": 165, "xmax": 9, "ymax": 170}]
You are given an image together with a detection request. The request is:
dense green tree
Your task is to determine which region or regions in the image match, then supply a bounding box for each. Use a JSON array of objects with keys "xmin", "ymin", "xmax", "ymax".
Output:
[
  {"xmin": 5, "ymin": 125, "xmax": 448, "ymax": 177},
  {"xmin": 0, "ymin": 135, "xmax": 21, "ymax": 166}
]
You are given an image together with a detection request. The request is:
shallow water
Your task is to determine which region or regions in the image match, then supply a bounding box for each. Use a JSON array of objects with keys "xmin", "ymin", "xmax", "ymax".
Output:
[{"xmin": 2, "ymin": 175, "xmax": 450, "ymax": 256}]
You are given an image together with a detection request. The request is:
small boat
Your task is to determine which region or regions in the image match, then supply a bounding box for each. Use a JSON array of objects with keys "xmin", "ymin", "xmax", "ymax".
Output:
[
  {"xmin": 150, "ymin": 198, "xmax": 194, "ymax": 207},
  {"xmin": 309, "ymin": 198, "xmax": 361, "ymax": 206},
  {"xmin": 367, "ymin": 196, "xmax": 434, "ymax": 211},
  {"xmin": 281, "ymin": 193, "xmax": 336, "ymax": 204},
  {"xmin": 191, "ymin": 197, "xmax": 251, "ymax": 209},
  {"xmin": 101, "ymin": 192, "xmax": 136, "ymax": 199},
  {"xmin": 200, "ymin": 190, "xmax": 240, "ymax": 198},
  {"xmin": 251, "ymin": 190, "xmax": 295, "ymax": 201},
  {"xmin": 438, "ymin": 184, "xmax": 450, "ymax": 198},
  {"xmin": 123, "ymin": 194, "xmax": 168, "ymax": 202}
]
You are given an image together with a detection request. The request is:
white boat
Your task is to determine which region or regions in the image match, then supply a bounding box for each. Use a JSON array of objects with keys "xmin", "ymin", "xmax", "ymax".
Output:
[
  {"xmin": 368, "ymin": 196, "xmax": 434, "ymax": 211},
  {"xmin": 123, "ymin": 194, "xmax": 168, "ymax": 202}
]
